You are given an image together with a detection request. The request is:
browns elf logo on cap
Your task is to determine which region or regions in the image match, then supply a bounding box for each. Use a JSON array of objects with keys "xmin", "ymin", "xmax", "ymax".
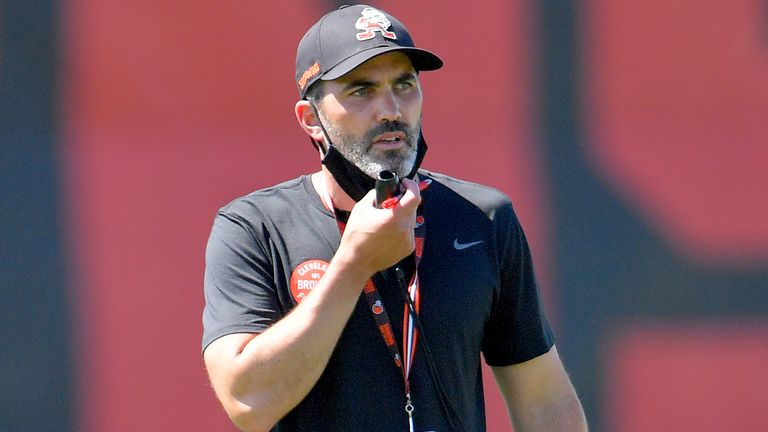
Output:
[
  {"xmin": 355, "ymin": 7, "xmax": 397, "ymax": 41},
  {"xmin": 290, "ymin": 259, "xmax": 329, "ymax": 303}
]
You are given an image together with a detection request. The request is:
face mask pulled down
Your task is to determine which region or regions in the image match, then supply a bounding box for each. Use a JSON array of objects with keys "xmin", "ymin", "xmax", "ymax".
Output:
[
  {"xmin": 315, "ymin": 112, "xmax": 428, "ymax": 202},
  {"xmin": 321, "ymin": 136, "xmax": 427, "ymax": 202}
]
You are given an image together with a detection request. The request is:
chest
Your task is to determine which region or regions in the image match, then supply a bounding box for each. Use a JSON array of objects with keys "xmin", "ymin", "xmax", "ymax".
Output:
[{"xmin": 266, "ymin": 204, "xmax": 500, "ymax": 351}]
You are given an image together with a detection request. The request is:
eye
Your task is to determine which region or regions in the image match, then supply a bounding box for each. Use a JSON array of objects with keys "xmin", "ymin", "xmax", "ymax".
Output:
[
  {"xmin": 350, "ymin": 86, "xmax": 370, "ymax": 97},
  {"xmin": 394, "ymin": 80, "xmax": 414, "ymax": 92}
]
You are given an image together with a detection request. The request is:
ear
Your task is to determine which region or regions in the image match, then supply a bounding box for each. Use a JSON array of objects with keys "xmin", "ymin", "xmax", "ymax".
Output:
[{"xmin": 295, "ymin": 100, "xmax": 325, "ymax": 142}]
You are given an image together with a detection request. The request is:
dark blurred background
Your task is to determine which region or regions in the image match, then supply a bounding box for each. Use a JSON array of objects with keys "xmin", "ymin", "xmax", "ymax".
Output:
[{"xmin": 1, "ymin": 0, "xmax": 766, "ymax": 431}]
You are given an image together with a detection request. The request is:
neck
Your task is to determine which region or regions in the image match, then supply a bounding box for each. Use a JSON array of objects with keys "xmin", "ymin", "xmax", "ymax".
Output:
[{"xmin": 311, "ymin": 168, "xmax": 357, "ymax": 211}]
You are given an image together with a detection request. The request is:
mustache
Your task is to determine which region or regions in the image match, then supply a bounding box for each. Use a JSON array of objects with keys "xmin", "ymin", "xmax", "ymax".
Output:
[{"xmin": 363, "ymin": 121, "xmax": 416, "ymax": 148}]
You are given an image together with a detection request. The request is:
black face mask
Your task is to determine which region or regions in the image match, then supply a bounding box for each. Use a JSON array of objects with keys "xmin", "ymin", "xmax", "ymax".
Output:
[{"xmin": 320, "ymin": 134, "xmax": 428, "ymax": 202}]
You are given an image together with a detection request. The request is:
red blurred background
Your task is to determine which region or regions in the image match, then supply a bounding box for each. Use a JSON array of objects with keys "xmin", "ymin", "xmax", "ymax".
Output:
[{"xmin": 1, "ymin": 0, "xmax": 766, "ymax": 431}]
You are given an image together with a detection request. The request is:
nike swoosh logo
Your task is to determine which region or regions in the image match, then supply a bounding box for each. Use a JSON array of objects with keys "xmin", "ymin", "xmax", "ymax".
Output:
[{"xmin": 453, "ymin": 239, "xmax": 484, "ymax": 250}]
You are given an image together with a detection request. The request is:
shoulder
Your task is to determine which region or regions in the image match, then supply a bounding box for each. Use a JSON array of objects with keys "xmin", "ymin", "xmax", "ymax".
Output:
[
  {"xmin": 216, "ymin": 175, "xmax": 328, "ymax": 225},
  {"xmin": 208, "ymin": 175, "xmax": 328, "ymax": 243},
  {"xmin": 421, "ymin": 170, "xmax": 516, "ymax": 221},
  {"xmin": 220, "ymin": 175, "xmax": 311, "ymax": 216}
]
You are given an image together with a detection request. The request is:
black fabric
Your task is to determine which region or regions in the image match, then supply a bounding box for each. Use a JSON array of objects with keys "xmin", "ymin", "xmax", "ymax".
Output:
[
  {"xmin": 202, "ymin": 171, "xmax": 554, "ymax": 431},
  {"xmin": 320, "ymin": 134, "xmax": 428, "ymax": 202}
]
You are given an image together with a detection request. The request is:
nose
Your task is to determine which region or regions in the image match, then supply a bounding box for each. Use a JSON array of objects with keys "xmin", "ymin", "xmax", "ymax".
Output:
[{"xmin": 374, "ymin": 90, "xmax": 401, "ymax": 123}]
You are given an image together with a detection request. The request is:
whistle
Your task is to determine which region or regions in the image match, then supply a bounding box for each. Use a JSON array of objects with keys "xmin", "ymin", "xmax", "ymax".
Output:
[{"xmin": 375, "ymin": 170, "xmax": 399, "ymax": 208}]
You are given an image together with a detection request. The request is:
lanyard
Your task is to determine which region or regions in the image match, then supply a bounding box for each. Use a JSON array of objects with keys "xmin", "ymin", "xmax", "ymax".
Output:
[{"xmin": 318, "ymin": 177, "xmax": 429, "ymax": 432}]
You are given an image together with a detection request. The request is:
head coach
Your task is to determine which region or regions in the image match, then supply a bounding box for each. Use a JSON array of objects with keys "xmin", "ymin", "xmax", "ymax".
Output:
[{"xmin": 202, "ymin": 4, "xmax": 587, "ymax": 431}]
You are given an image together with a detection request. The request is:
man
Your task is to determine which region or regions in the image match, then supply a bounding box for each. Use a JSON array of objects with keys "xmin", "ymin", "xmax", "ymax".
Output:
[{"xmin": 202, "ymin": 5, "xmax": 587, "ymax": 432}]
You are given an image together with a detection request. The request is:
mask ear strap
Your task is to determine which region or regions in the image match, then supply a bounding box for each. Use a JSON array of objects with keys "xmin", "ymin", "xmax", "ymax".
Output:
[
  {"xmin": 308, "ymin": 101, "xmax": 332, "ymax": 157},
  {"xmin": 404, "ymin": 132, "xmax": 428, "ymax": 179}
]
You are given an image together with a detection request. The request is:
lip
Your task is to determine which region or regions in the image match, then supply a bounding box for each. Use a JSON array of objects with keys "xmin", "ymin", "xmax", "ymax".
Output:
[{"xmin": 372, "ymin": 132, "xmax": 406, "ymax": 149}]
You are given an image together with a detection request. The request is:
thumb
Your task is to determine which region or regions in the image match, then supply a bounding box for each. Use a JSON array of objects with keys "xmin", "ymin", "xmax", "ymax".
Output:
[{"xmin": 358, "ymin": 187, "xmax": 378, "ymax": 208}]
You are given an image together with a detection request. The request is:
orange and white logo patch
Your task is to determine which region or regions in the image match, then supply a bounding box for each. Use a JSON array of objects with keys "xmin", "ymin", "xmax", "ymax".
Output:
[
  {"xmin": 290, "ymin": 259, "xmax": 329, "ymax": 303},
  {"xmin": 355, "ymin": 7, "xmax": 397, "ymax": 41}
]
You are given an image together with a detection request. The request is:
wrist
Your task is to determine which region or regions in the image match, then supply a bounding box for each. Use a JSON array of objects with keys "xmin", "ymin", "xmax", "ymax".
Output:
[{"xmin": 328, "ymin": 251, "xmax": 376, "ymax": 288}]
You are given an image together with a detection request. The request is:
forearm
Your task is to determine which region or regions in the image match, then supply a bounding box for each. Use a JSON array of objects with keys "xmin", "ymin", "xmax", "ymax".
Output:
[
  {"xmin": 511, "ymin": 390, "xmax": 588, "ymax": 432},
  {"xmin": 206, "ymin": 257, "xmax": 371, "ymax": 432},
  {"xmin": 493, "ymin": 347, "xmax": 588, "ymax": 432}
]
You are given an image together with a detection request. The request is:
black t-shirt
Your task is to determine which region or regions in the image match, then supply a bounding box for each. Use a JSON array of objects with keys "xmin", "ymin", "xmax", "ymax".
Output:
[{"xmin": 202, "ymin": 171, "xmax": 554, "ymax": 431}]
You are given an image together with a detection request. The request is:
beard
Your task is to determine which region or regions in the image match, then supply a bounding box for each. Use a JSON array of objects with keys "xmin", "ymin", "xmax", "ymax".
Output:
[{"xmin": 319, "ymin": 116, "xmax": 421, "ymax": 179}]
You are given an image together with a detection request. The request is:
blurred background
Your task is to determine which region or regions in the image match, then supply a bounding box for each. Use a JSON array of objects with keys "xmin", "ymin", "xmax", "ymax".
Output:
[{"xmin": 1, "ymin": 0, "xmax": 766, "ymax": 430}]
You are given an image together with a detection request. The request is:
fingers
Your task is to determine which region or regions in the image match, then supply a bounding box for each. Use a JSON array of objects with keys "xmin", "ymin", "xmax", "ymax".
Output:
[
  {"xmin": 359, "ymin": 188, "xmax": 378, "ymax": 208},
  {"xmin": 395, "ymin": 178, "xmax": 421, "ymax": 210},
  {"xmin": 370, "ymin": 178, "xmax": 421, "ymax": 210},
  {"xmin": 338, "ymin": 178, "xmax": 424, "ymax": 273}
]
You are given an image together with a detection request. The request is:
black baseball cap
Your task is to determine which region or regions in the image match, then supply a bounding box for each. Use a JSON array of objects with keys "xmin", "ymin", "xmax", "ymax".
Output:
[{"xmin": 295, "ymin": 4, "xmax": 443, "ymax": 98}]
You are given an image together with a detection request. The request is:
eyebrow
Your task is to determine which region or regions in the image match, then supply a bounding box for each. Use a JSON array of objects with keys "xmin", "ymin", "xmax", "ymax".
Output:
[
  {"xmin": 341, "ymin": 72, "xmax": 417, "ymax": 92},
  {"xmin": 394, "ymin": 72, "xmax": 418, "ymax": 84}
]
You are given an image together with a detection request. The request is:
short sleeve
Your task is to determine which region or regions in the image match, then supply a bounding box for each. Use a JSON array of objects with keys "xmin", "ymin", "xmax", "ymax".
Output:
[
  {"xmin": 481, "ymin": 202, "xmax": 554, "ymax": 366},
  {"xmin": 202, "ymin": 212, "xmax": 282, "ymax": 351}
]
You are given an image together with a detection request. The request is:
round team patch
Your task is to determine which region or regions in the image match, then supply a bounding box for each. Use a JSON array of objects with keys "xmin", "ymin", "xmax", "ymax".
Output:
[{"xmin": 290, "ymin": 259, "xmax": 329, "ymax": 304}]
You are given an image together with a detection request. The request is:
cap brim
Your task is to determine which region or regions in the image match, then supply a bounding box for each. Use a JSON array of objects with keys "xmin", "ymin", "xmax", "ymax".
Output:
[{"xmin": 321, "ymin": 46, "xmax": 443, "ymax": 81}]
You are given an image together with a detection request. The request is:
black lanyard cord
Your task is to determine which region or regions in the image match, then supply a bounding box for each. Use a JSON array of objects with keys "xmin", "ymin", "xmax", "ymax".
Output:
[{"xmin": 394, "ymin": 267, "xmax": 468, "ymax": 432}]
